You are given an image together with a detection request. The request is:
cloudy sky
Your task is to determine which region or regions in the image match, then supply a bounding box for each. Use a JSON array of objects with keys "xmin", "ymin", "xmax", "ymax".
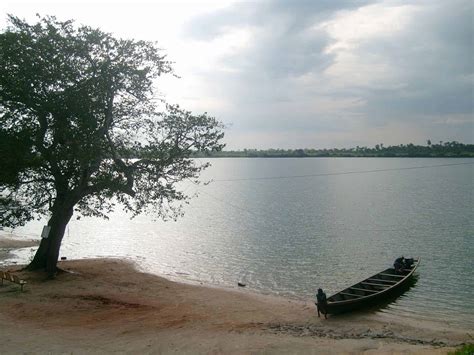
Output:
[{"xmin": 1, "ymin": 0, "xmax": 473, "ymax": 149}]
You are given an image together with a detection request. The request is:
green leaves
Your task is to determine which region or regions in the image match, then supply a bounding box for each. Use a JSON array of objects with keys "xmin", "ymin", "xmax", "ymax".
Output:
[{"xmin": 0, "ymin": 15, "xmax": 224, "ymax": 227}]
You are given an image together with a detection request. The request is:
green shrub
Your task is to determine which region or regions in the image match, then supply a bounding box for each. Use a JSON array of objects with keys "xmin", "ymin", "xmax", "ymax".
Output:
[{"xmin": 449, "ymin": 344, "xmax": 474, "ymax": 355}]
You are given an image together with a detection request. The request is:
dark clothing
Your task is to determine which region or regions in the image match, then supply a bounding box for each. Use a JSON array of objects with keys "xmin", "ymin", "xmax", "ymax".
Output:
[
  {"xmin": 394, "ymin": 257, "xmax": 405, "ymax": 272},
  {"xmin": 316, "ymin": 292, "xmax": 327, "ymax": 304},
  {"xmin": 404, "ymin": 258, "xmax": 414, "ymax": 268},
  {"xmin": 316, "ymin": 290, "xmax": 328, "ymax": 318}
]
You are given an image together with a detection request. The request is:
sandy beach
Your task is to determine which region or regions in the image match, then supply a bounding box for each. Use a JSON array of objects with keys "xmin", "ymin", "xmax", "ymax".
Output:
[{"xmin": 0, "ymin": 241, "xmax": 470, "ymax": 355}]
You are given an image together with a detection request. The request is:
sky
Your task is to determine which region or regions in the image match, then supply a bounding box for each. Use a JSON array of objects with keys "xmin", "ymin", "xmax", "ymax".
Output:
[{"xmin": 1, "ymin": 0, "xmax": 473, "ymax": 149}]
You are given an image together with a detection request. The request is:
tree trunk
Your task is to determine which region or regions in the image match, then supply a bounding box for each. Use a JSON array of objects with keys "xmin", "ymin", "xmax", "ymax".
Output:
[{"xmin": 27, "ymin": 202, "xmax": 74, "ymax": 276}]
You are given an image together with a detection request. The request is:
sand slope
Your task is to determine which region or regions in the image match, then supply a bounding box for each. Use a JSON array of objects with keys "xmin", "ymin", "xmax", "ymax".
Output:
[{"xmin": 0, "ymin": 259, "xmax": 469, "ymax": 354}]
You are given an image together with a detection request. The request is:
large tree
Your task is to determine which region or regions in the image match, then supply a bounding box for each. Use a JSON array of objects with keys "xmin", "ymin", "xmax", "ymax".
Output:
[{"xmin": 0, "ymin": 15, "xmax": 224, "ymax": 275}]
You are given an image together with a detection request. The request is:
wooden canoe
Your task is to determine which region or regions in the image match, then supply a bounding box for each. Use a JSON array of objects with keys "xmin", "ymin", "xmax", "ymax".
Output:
[{"xmin": 319, "ymin": 257, "xmax": 420, "ymax": 314}]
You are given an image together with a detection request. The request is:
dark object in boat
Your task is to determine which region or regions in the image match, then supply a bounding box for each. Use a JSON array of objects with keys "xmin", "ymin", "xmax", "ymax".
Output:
[
  {"xmin": 394, "ymin": 256, "xmax": 414, "ymax": 272},
  {"xmin": 238, "ymin": 282, "xmax": 246, "ymax": 287},
  {"xmin": 318, "ymin": 257, "xmax": 420, "ymax": 314}
]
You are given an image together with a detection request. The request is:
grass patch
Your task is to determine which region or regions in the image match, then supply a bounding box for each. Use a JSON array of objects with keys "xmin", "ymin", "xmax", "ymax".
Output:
[{"xmin": 449, "ymin": 344, "xmax": 474, "ymax": 355}]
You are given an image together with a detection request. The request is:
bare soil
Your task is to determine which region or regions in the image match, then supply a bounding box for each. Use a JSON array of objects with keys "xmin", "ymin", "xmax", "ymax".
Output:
[{"xmin": 0, "ymin": 258, "xmax": 470, "ymax": 354}]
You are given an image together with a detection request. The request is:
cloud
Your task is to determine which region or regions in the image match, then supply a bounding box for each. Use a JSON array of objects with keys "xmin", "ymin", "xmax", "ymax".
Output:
[
  {"xmin": 183, "ymin": 0, "xmax": 374, "ymax": 41},
  {"xmin": 181, "ymin": 0, "xmax": 473, "ymax": 149},
  {"xmin": 183, "ymin": 0, "xmax": 376, "ymax": 83},
  {"xmin": 2, "ymin": 0, "xmax": 470, "ymax": 148},
  {"xmin": 325, "ymin": 1, "xmax": 473, "ymax": 117},
  {"xmin": 182, "ymin": 1, "xmax": 372, "ymax": 125}
]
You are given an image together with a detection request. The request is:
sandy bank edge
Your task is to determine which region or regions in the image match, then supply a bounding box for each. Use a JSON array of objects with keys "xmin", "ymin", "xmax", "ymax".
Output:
[
  {"xmin": 0, "ymin": 233, "xmax": 40, "ymax": 249},
  {"xmin": 0, "ymin": 258, "xmax": 470, "ymax": 354}
]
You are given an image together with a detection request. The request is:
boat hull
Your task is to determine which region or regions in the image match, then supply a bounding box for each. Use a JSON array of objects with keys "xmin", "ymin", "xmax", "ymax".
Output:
[{"xmin": 320, "ymin": 258, "xmax": 420, "ymax": 315}]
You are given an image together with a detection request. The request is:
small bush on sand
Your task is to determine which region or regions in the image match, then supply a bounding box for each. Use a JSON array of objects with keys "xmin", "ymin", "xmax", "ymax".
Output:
[{"xmin": 449, "ymin": 344, "xmax": 474, "ymax": 355}]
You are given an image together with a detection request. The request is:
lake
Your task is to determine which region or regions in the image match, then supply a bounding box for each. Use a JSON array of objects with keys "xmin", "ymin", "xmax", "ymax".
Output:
[{"xmin": 4, "ymin": 158, "xmax": 474, "ymax": 328}]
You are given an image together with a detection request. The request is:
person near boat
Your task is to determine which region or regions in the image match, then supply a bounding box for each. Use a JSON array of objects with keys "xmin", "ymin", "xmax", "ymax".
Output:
[{"xmin": 316, "ymin": 288, "xmax": 328, "ymax": 319}]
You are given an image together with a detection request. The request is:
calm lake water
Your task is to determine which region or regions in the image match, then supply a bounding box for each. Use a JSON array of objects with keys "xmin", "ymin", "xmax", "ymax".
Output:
[{"xmin": 3, "ymin": 158, "xmax": 474, "ymax": 328}]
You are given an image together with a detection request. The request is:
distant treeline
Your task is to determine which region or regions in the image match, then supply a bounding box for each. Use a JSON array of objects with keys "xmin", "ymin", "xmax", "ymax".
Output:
[{"xmin": 191, "ymin": 141, "xmax": 474, "ymax": 158}]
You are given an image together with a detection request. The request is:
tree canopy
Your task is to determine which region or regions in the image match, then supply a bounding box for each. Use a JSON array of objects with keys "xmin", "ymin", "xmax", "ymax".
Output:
[{"xmin": 0, "ymin": 15, "xmax": 224, "ymax": 274}]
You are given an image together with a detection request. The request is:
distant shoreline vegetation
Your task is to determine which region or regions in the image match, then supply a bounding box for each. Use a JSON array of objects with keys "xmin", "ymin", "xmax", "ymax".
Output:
[{"xmin": 192, "ymin": 141, "xmax": 474, "ymax": 158}]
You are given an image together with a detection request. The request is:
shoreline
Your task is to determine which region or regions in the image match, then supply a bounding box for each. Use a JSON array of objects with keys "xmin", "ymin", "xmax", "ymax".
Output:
[
  {"xmin": 153, "ymin": 266, "xmax": 472, "ymax": 334},
  {"xmin": 0, "ymin": 233, "xmax": 39, "ymax": 266},
  {"xmin": 0, "ymin": 257, "xmax": 470, "ymax": 353},
  {"xmin": 0, "ymin": 232, "xmax": 40, "ymax": 249},
  {"xmin": 1, "ymin": 233, "xmax": 471, "ymax": 335}
]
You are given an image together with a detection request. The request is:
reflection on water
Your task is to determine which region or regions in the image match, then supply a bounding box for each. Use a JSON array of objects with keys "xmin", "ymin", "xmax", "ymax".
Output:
[
  {"xmin": 342, "ymin": 275, "xmax": 420, "ymax": 317},
  {"xmin": 3, "ymin": 158, "xmax": 474, "ymax": 328}
]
